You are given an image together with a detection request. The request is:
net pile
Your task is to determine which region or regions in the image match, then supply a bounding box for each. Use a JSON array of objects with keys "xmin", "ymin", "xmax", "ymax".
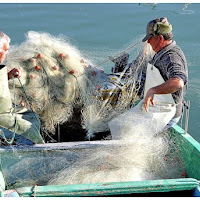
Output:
[
  {"xmin": 0, "ymin": 121, "xmax": 185, "ymax": 189},
  {"xmin": 5, "ymin": 31, "xmax": 153, "ymax": 139},
  {"xmin": 5, "ymin": 31, "xmax": 91, "ymax": 134},
  {"xmin": 46, "ymin": 102, "xmax": 185, "ymax": 185}
]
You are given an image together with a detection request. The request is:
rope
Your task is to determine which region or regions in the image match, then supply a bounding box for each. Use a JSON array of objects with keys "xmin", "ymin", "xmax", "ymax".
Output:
[
  {"xmin": 32, "ymin": 184, "xmax": 37, "ymax": 197},
  {"xmin": 95, "ymin": 41, "xmax": 142, "ymax": 69},
  {"xmin": 57, "ymin": 124, "xmax": 60, "ymax": 142},
  {"xmin": 64, "ymin": 41, "xmax": 142, "ymax": 79},
  {"xmin": 184, "ymin": 100, "xmax": 190, "ymax": 134}
]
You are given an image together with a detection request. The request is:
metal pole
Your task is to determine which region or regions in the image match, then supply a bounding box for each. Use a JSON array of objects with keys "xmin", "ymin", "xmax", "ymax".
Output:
[{"xmin": 185, "ymin": 100, "xmax": 190, "ymax": 134}]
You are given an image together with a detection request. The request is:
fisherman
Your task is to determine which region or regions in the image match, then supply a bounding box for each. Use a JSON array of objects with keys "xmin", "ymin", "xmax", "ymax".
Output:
[
  {"xmin": 0, "ymin": 31, "xmax": 21, "ymax": 114},
  {"xmin": 0, "ymin": 31, "xmax": 44, "ymax": 144},
  {"xmin": 142, "ymin": 17, "xmax": 188, "ymax": 127},
  {"xmin": 109, "ymin": 17, "xmax": 188, "ymax": 128}
]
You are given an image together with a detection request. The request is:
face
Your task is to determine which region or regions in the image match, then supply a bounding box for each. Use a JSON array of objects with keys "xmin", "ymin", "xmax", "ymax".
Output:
[
  {"xmin": 0, "ymin": 42, "xmax": 9, "ymax": 63},
  {"xmin": 147, "ymin": 35, "xmax": 162, "ymax": 53}
]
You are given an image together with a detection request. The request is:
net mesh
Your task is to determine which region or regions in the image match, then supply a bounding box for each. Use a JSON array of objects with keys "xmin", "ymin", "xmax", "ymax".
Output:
[
  {"xmin": 0, "ymin": 129, "xmax": 185, "ymax": 189},
  {"xmin": 5, "ymin": 31, "xmax": 153, "ymax": 138},
  {"xmin": 0, "ymin": 31, "xmax": 186, "ymax": 190}
]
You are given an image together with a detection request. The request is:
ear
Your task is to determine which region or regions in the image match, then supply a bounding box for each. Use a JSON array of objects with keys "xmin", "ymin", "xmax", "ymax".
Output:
[{"xmin": 158, "ymin": 35, "xmax": 164, "ymax": 43}]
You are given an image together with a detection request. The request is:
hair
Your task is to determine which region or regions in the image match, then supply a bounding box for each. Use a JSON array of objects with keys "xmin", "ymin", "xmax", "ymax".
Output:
[
  {"xmin": 162, "ymin": 32, "xmax": 173, "ymax": 41},
  {"xmin": 0, "ymin": 31, "xmax": 10, "ymax": 51}
]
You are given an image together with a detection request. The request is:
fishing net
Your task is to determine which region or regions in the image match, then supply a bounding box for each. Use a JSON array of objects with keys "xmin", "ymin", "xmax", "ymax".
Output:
[
  {"xmin": 0, "ymin": 31, "xmax": 186, "ymax": 191},
  {"xmin": 2, "ymin": 31, "xmax": 153, "ymax": 140},
  {"xmin": 5, "ymin": 31, "xmax": 91, "ymax": 135},
  {"xmin": 0, "ymin": 121, "xmax": 185, "ymax": 189}
]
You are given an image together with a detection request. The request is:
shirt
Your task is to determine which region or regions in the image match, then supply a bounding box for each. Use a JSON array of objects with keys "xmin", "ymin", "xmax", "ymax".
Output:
[{"xmin": 150, "ymin": 41, "xmax": 188, "ymax": 118}]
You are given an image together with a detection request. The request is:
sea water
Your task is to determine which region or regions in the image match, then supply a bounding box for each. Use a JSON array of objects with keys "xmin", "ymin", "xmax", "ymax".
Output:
[{"xmin": 0, "ymin": 3, "xmax": 200, "ymax": 142}]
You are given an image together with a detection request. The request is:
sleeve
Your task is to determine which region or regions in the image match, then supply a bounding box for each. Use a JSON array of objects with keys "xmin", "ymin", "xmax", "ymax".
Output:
[{"xmin": 167, "ymin": 56, "xmax": 187, "ymax": 85}]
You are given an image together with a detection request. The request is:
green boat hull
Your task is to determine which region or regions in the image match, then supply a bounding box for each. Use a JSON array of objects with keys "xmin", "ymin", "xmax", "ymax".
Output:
[{"xmin": 0, "ymin": 125, "xmax": 200, "ymax": 197}]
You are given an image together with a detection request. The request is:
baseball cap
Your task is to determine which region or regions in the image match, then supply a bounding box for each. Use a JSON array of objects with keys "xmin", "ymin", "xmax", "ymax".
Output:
[{"xmin": 142, "ymin": 17, "xmax": 172, "ymax": 42}]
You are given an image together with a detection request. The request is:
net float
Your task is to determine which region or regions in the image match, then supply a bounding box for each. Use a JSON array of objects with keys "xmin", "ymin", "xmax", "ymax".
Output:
[
  {"xmin": 92, "ymin": 71, "xmax": 97, "ymax": 76},
  {"xmin": 70, "ymin": 70, "xmax": 75, "ymax": 74},
  {"xmin": 35, "ymin": 65, "xmax": 41, "ymax": 71},
  {"xmin": 80, "ymin": 59, "xmax": 85, "ymax": 63},
  {"xmin": 20, "ymin": 100, "xmax": 25, "ymax": 107},
  {"xmin": 30, "ymin": 58, "xmax": 36, "ymax": 63},
  {"xmin": 52, "ymin": 66, "xmax": 58, "ymax": 70},
  {"xmin": 96, "ymin": 85, "xmax": 101, "ymax": 90},
  {"xmin": 59, "ymin": 53, "xmax": 64, "ymax": 58},
  {"xmin": 181, "ymin": 172, "xmax": 186, "ymax": 178},
  {"xmin": 29, "ymin": 74, "xmax": 35, "ymax": 79},
  {"xmin": 37, "ymin": 53, "xmax": 42, "ymax": 58}
]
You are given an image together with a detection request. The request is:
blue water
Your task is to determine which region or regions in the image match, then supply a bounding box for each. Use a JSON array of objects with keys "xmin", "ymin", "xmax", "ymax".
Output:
[{"xmin": 0, "ymin": 3, "xmax": 200, "ymax": 142}]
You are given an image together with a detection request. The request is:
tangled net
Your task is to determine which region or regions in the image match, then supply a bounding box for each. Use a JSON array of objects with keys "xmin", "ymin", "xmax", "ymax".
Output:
[
  {"xmin": 5, "ymin": 31, "xmax": 153, "ymax": 139},
  {"xmin": 1, "ymin": 120, "xmax": 185, "ymax": 189},
  {"xmin": 6, "ymin": 31, "xmax": 91, "ymax": 134},
  {"xmin": 0, "ymin": 32, "xmax": 186, "ymax": 189}
]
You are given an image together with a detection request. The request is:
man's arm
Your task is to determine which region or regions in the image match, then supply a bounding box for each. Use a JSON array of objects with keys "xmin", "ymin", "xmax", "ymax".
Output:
[{"xmin": 144, "ymin": 77, "xmax": 184, "ymax": 112}]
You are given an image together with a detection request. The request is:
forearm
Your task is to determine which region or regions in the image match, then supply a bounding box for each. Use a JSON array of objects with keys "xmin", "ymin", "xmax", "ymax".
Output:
[
  {"xmin": 144, "ymin": 77, "xmax": 184, "ymax": 112},
  {"xmin": 150, "ymin": 77, "xmax": 184, "ymax": 95}
]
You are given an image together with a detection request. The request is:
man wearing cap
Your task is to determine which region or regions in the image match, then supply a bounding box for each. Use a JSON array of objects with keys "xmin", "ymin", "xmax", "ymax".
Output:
[{"xmin": 142, "ymin": 17, "xmax": 188, "ymax": 127}]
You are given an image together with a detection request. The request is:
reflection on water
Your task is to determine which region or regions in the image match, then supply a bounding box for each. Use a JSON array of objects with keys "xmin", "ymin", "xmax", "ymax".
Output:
[
  {"xmin": 138, "ymin": 3, "xmax": 157, "ymax": 10},
  {"xmin": 139, "ymin": 3, "xmax": 195, "ymax": 15},
  {"xmin": 182, "ymin": 3, "xmax": 194, "ymax": 15}
]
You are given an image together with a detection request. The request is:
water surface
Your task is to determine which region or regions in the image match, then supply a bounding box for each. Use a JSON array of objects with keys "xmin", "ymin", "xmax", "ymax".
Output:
[{"xmin": 0, "ymin": 3, "xmax": 200, "ymax": 142}]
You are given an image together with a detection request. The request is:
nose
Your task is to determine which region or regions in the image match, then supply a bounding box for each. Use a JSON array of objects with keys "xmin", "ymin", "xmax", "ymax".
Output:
[{"xmin": 147, "ymin": 37, "xmax": 152, "ymax": 43}]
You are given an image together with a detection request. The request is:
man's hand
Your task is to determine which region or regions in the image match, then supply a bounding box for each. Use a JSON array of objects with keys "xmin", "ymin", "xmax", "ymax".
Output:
[
  {"xmin": 144, "ymin": 88, "xmax": 155, "ymax": 112},
  {"xmin": 8, "ymin": 68, "xmax": 21, "ymax": 80}
]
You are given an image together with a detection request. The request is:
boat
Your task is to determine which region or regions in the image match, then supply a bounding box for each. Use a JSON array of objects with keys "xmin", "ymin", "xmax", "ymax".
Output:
[
  {"xmin": 0, "ymin": 124, "xmax": 200, "ymax": 197},
  {"xmin": 0, "ymin": 32, "xmax": 199, "ymax": 197}
]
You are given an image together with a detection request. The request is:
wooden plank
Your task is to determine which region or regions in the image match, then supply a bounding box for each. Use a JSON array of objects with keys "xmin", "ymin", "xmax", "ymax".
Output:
[
  {"xmin": 15, "ymin": 178, "xmax": 198, "ymax": 197},
  {"xmin": 0, "ymin": 140, "xmax": 122, "ymax": 153}
]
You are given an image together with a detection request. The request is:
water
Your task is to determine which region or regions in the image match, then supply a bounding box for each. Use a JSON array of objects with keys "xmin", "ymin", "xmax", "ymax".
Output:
[{"xmin": 0, "ymin": 3, "xmax": 200, "ymax": 142}]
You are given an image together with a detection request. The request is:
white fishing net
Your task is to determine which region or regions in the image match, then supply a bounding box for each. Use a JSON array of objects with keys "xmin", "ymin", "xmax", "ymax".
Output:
[
  {"xmin": 2, "ymin": 31, "xmax": 153, "ymax": 140},
  {"xmin": 0, "ymin": 123, "xmax": 185, "ymax": 189},
  {"xmin": 5, "ymin": 31, "xmax": 91, "ymax": 135}
]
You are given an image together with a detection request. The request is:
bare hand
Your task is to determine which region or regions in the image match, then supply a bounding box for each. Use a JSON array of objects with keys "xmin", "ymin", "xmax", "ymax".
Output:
[
  {"xmin": 144, "ymin": 88, "xmax": 155, "ymax": 112},
  {"xmin": 8, "ymin": 68, "xmax": 21, "ymax": 79}
]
